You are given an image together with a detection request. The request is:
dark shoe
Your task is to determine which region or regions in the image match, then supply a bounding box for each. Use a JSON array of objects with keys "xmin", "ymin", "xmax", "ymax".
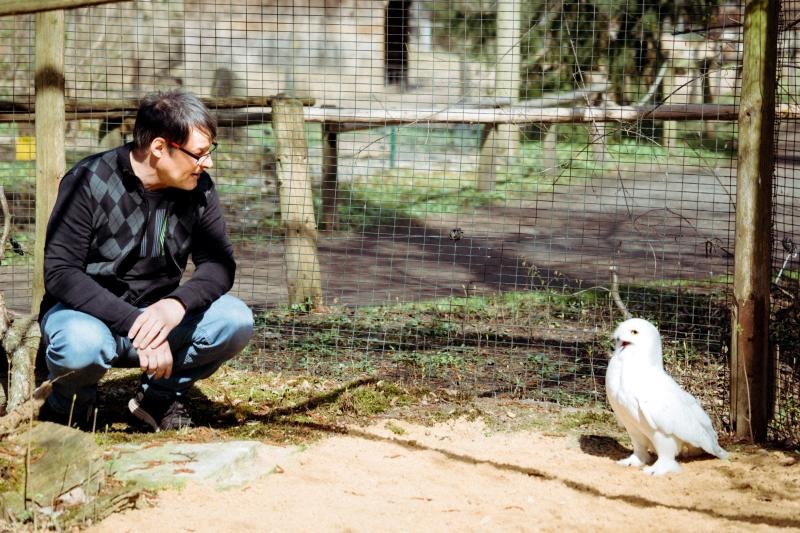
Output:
[
  {"xmin": 128, "ymin": 390, "xmax": 193, "ymax": 432},
  {"xmin": 39, "ymin": 399, "xmax": 96, "ymax": 431}
]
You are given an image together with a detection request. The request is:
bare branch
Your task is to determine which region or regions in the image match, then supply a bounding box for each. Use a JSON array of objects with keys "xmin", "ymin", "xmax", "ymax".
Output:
[
  {"xmin": 0, "ymin": 185, "xmax": 11, "ymax": 264},
  {"xmin": 609, "ymin": 265, "xmax": 632, "ymax": 320}
]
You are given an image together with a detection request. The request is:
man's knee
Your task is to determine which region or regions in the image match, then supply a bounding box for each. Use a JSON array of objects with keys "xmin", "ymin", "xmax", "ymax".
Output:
[
  {"xmin": 221, "ymin": 297, "xmax": 254, "ymax": 354},
  {"xmin": 45, "ymin": 319, "xmax": 115, "ymax": 371},
  {"xmin": 198, "ymin": 296, "xmax": 254, "ymax": 357}
]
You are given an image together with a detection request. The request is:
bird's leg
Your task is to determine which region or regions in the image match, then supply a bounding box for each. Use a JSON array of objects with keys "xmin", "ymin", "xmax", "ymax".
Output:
[
  {"xmin": 618, "ymin": 430, "xmax": 652, "ymax": 468},
  {"xmin": 643, "ymin": 431, "xmax": 681, "ymax": 476}
]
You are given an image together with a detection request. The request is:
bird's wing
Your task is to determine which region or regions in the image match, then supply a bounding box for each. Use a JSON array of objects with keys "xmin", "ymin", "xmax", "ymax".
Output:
[{"xmin": 635, "ymin": 368, "xmax": 725, "ymax": 457}]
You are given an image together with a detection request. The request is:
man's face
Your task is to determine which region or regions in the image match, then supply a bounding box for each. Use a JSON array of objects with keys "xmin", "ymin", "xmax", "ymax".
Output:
[{"xmin": 157, "ymin": 128, "xmax": 215, "ymax": 191}]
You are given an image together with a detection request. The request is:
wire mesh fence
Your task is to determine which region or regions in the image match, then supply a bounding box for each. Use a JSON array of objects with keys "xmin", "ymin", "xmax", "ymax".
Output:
[
  {"xmin": 0, "ymin": 0, "xmax": 796, "ymax": 445},
  {"xmin": 774, "ymin": 0, "xmax": 800, "ymax": 446}
]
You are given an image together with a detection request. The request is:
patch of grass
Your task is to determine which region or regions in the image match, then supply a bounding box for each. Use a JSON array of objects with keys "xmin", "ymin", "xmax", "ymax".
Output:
[
  {"xmin": 248, "ymin": 279, "xmax": 729, "ymax": 424},
  {"xmin": 384, "ymin": 421, "xmax": 406, "ymax": 435},
  {"xmin": 336, "ymin": 165, "xmax": 550, "ymax": 231},
  {"xmin": 771, "ymin": 397, "xmax": 800, "ymax": 450},
  {"xmin": 335, "ymin": 386, "xmax": 393, "ymax": 416},
  {"xmin": 88, "ymin": 369, "xmax": 427, "ymax": 448},
  {"xmin": 558, "ymin": 408, "xmax": 618, "ymax": 432},
  {"xmin": 0, "ymin": 455, "xmax": 22, "ymax": 495}
]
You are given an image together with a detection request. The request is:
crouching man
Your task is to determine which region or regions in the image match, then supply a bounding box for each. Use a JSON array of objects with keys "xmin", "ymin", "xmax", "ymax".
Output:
[{"xmin": 38, "ymin": 89, "xmax": 254, "ymax": 431}]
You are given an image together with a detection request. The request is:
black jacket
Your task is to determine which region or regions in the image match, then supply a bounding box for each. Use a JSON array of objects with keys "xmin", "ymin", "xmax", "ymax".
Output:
[{"xmin": 40, "ymin": 144, "xmax": 236, "ymax": 336}]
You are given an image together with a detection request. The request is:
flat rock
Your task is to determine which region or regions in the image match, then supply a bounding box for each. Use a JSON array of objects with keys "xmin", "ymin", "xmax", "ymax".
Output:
[{"xmin": 108, "ymin": 440, "xmax": 299, "ymax": 490}]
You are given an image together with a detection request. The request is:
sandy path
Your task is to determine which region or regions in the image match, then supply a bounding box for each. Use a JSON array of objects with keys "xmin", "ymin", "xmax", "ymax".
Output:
[{"xmin": 92, "ymin": 418, "xmax": 800, "ymax": 532}]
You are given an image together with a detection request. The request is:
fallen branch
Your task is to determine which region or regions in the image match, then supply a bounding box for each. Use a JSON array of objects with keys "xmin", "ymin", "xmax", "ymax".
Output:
[
  {"xmin": 0, "ymin": 185, "xmax": 40, "ymax": 416},
  {"xmin": 5, "ymin": 314, "xmax": 41, "ymax": 412},
  {"xmin": 0, "ymin": 380, "xmax": 51, "ymax": 438}
]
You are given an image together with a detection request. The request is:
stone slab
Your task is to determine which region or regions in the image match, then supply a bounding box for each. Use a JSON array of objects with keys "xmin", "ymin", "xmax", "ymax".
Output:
[{"xmin": 108, "ymin": 440, "xmax": 299, "ymax": 491}]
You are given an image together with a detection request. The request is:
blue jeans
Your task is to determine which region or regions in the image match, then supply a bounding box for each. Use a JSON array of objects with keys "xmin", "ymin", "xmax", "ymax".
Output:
[{"xmin": 40, "ymin": 294, "xmax": 254, "ymax": 414}]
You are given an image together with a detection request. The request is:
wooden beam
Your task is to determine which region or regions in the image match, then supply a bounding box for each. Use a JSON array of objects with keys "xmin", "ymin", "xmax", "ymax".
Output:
[
  {"xmin": 272, "ymin": 97, "xmax": 324, "ymax": 311},
  {"xmin": 0, "ymin": 0, "xmax": 124, "ymax": 16},
  {"xmin": 492, "ymin": 0, "xmax": 522, "ymax": 188},
  {"xmin": 0, "ymin": 96, "xmax": 313, "ymax": 115},
  {"xmin": 319, "ymin": 124, "xmax": 339, "ymax": 232},
  {"xmin": 477, "ymin": 124, "xmax": 497, "ymax": 191},
  {"xmin": 0, "ymin": 102, "xmax": 757, "ymax": 125},
  {"xmin": 12, "ymin": 96, "xmax": 800, "ymax": 128},
  {"xmin": 59, "ymin": 96, "xmax": 312, "ymax": 113},
  {"xmin": 731, "ymin": 0, "xmax": 778, "ymax": 443},
  {"xmin": 33, "ymin": 10, "xmax": 65, "ymax": 313},
  {"xmin": 300, "ymin": 103, "xmax": 742, "ymax": 125}
]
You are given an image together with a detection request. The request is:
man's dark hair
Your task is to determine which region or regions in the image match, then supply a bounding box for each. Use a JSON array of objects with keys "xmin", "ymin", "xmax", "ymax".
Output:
[{"xmin": 132, "ymin": 90, "xmax": 217, "ymax": 150}]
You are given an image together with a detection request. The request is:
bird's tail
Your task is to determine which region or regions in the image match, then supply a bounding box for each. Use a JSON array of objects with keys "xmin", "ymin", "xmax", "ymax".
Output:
[{"xmin": 707, "ymin": 443, "xmax": 729, "ymax": 460}]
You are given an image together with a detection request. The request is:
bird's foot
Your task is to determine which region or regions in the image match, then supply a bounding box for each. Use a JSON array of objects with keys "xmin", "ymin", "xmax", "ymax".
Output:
[
  {"xmin": 617, "ymin": 453, "xmax": 648, "ymax": 468},
  {"xmin": 643, "ymin": 459, "xmax": 681, "ymax": 476}
]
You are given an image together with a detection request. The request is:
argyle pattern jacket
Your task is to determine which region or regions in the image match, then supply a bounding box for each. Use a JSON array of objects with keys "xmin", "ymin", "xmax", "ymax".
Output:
[{"xmin": 40, "ymin": 144, "xmax": 236, "ymax": 336}]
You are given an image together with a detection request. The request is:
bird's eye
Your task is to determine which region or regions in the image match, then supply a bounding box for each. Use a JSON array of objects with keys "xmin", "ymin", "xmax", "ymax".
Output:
[{"xmin": 631, "ymin": 330, "xmax": 638, "ymax": 335}]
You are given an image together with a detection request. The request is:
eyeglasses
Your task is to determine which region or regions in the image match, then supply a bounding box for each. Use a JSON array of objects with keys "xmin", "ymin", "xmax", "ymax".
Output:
[{"xmin": 168, "ymin": 141, "xmax": 217, "ymax": 165}]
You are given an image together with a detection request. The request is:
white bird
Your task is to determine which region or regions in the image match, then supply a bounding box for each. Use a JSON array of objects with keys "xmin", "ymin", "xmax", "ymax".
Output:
[{"xmin": 606, "ymin": 318, "xmax": 728, "ymax": 475}]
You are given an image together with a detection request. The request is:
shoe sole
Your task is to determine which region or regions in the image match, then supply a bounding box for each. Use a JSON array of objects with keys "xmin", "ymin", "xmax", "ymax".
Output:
[{"xmin": 128, "ymin": 397, "xmax": 161, "ymax": 432}]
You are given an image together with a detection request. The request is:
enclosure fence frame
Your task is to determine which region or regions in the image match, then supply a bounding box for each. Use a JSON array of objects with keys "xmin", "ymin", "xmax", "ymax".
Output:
[{"xmin": 7, "ymin": 0, "xmax": 787, "ymax": 444}]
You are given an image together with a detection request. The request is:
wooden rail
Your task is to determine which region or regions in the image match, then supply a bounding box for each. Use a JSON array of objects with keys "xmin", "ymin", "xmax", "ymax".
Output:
[
  {"xmin": 0, "ymin": 96, "xmax": 315, "ymax": 122},
  {"xmin": 10, "ymin": 100, "xmax": 800, "ymax": 125},
  {"xmin": 0, "ymin": 0, "xmax": 126, "ymax": 16},
  {"xmin": 205, "ymin": 103, "xmax": 743, "ymax": 131},
  {"xmin": 305, "ymin": 102, "xmax": 742, "ymax": 125},
  {"xmin": 0, "ymin": 101, "xmax": 745, "ymax": 124}
]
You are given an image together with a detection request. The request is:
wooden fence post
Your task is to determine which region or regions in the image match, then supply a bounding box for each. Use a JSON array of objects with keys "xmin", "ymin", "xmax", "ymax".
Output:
[
  {"xmin": 272, "ymin": 96, "xmax": 324, "ymax": 310},
  {"xmin": 495, "ymin": 0, "xmax": 521, "ymax": 161},
  {"xmin": 477, "ymin": 124, "xmax": 497, "ymax": 191},
  {"xmin": 33, "ymin": 10, "xmax": 65, "ymax": 314},
  {"xmin": 732, "ymin": 0, "xmax": 778, "ymax": 442},
  {"xmin": 319, "ymin": 123, "xmax": 339, "ymax": 231}
]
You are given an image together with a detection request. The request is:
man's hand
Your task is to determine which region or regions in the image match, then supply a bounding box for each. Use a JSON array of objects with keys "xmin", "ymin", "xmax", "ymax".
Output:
[
  {"xmin": 129, "ymin": 298, "xmax": 186, "ymax": 351},
  {"xmin": 137, "ymin": 341, "xmax": 173, "ymax": 380}
]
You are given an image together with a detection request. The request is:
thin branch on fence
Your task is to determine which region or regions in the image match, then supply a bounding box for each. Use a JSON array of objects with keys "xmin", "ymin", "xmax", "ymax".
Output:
[
  {"xmin": 637, "ymin": 63, "xmax": 670, "ymax": 106},
  {"xmin": 0, "ymin": 185, "xmax": 11, "ymax": 414},
  {"xmin": 609, "ymin": 266, "xmax": 633, "ymax": 320},
  {"xmin": 0, "ymin": 186, "xmax": 11, "ymax": 262}
]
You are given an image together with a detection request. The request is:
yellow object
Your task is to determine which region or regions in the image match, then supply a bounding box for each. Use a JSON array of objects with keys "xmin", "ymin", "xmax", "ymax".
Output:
[{"xmin": 15, "ymin": 136, "xmax": 35, "ymax": 161}]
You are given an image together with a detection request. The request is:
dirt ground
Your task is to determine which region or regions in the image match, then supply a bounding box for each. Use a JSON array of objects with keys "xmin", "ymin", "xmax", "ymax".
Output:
[{"xmin": 92, "ymin": 403, "xmax": 800, "ymax": 533}]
